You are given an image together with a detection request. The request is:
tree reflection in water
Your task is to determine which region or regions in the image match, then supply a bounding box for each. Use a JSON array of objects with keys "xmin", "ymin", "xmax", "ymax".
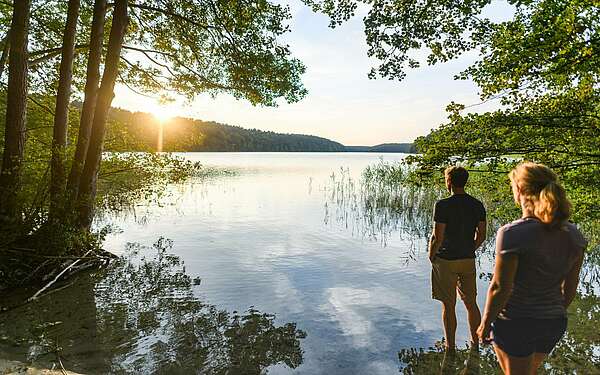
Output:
[
  {"xmin": 398, "ymin": 283, "xmax": 600, "ymax": 374},
  {"xmin": 325, "ymin": 164, "xmax": 600, "ymax": 373},
  {"xmin": 399, "ymin": 344, "xmax": 498, "ymax": 375},
  {"xmin": 0, "ymin": 238, "xmax": 306, "ymax": 374}
]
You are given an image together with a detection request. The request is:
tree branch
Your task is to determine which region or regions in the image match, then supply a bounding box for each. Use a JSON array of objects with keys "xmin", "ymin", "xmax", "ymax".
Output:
[
  {"xmin": 122, "ymin": 45, "xmax": 177, "ymax": 77},
  {"xmin": 128, "ymin": 3, "xmax": 217, "ymax": 30},
  {"xmin": 121, "ymin": 45, "xmax": 238, "ymax": 92},
  {"xmin": 29, "ymin": 43, "xmax": 89, "ymax": 66},
  {"xmin": 117, "ymin": 69, "xmax": 157, "ymax": 98},
  {"xmin": 119, "ymin": 55, "xmax": 165, "ymax": 88}
]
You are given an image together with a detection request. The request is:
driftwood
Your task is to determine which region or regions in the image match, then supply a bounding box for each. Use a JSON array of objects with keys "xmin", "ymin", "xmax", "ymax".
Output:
[
  {"xmin": 0, "ymin": 248, "xmax": 117, "ymax": 313},
  {"xmin": 28, "ymin": 249, "xmax": 93, "ymax": 302}
]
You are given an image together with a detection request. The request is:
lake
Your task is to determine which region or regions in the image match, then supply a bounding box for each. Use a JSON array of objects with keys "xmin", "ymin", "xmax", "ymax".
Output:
[{"xmin": 1, "ymin": 153, "xmax": 597, "ymax": 374}]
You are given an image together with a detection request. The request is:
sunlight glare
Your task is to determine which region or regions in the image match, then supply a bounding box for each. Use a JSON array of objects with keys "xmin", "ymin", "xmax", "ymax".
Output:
[
  {"xmin": 150, "ymin": 106, "xmax": 176, "ymax": 153},
  {"xmin": 152, "ymin": 108, "xmax": 173, "ymax": 124}
]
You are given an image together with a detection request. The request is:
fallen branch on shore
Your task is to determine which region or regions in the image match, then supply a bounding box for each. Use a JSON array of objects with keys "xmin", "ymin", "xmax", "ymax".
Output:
[
  {"xmin": 28, "ymin": 249, "xmax": 93, "ymax": 302},
  {"xmin": 0, "ymin": 248, "xmax": 118, "ymax": 313}
]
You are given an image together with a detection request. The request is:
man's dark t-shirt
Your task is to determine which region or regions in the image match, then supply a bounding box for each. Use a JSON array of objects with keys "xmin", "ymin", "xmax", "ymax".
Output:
[{"xmin": 433, "ymin": 193, "xmax": 486, "ymax": 260}]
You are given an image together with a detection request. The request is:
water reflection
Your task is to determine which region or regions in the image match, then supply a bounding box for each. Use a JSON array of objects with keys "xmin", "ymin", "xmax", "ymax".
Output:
[
  {"xmin": 397, "ymin": 285, "xmax": 600, "ymax": 374},
  {"xmin": 0, "ymin": 238, "xmax": 306, "ymax": 374},
  {"xmin": 398, "ymin": 345, "xmax": 498, "ymax": 375},
  {"xmin": 545, "ymin": 282, "xmax": 600, "ymax": 373},
  {"xmin": 4, "ymin": 154, "xmax": 594, "ymax": 374}
]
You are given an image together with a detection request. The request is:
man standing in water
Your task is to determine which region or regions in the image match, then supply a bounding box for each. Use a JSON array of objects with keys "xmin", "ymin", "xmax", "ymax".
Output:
[{"xmin": 429, "ymin": 166, "xmax": 487, "ymax": 351}]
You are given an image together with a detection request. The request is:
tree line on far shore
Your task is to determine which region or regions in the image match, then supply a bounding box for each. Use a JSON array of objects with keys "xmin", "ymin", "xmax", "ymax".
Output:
[{"xmin": 106, "ymin": 107, "xmax": 416, "ymax": 153}]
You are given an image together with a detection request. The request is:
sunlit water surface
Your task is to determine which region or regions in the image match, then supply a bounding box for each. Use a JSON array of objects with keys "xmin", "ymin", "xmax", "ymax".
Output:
[
  {"xmin": 102, "ymin": 152, "xmax": 488, "ymax": 374},
  {"xmin": 1, "ymin": 153, "xmax": 597, "ymax": 374}
]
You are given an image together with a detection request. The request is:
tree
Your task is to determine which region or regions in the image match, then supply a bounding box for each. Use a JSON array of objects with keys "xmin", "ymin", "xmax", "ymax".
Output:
[
  {"xmin": 306, "ymin": 0, "xmax": 600, "ymax": 225},
  {"xmin": 77, "ymin": 0, "xmax": 129, "ymax": 229},
  {"xmin": 49, "ymin": 0, "xmax": 81, "ymax": 220},
  {"xmin": 75, "ymin": 0, "xmax": 309, "ymax": 227},
  {"xmin": 0, "ymin": 0, "xmax": 31, "ymax": 222},
  {"xmin": 66, "ymin": 0, "xmax": 106, "ymax": 201}
]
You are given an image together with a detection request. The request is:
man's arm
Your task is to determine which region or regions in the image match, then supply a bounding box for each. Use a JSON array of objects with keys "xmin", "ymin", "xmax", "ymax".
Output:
[
  {"xmin": 428, "ymin": 222, "xmax": 445, "ymax": 262},
  {"xmin": 474, "ymin": 220, "xmax": 487, "ymax": 250}
]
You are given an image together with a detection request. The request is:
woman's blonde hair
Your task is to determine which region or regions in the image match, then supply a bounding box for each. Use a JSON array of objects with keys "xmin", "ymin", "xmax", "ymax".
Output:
[{"xmin": 509, "ymin": 162, "xmax": 571, "ymax": 229}]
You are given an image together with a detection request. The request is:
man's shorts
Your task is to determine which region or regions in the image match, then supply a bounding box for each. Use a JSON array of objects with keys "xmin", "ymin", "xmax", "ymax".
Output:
[{"xmin": 431, "ymin": 257, "xmax": 477, "ymax": 304}]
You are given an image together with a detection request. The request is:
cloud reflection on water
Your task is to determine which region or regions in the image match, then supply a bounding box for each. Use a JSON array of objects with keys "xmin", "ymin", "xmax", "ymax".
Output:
[{"xmin": 45, "ymin": 153, "xmax": 600, "ymax": 373}]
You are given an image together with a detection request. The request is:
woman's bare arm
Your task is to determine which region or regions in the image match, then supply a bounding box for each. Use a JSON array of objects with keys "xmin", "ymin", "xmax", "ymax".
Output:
[
  {"xmin": 481, "ymin": 252, "xmax": 519, "ymax": 326},
  {"xmin": 562, "ymin": 251, "xmax": 585, "ymax": 308},
  {"xmin": 477, "ymin": 232, "xmax": 519, "ymax": 342}
]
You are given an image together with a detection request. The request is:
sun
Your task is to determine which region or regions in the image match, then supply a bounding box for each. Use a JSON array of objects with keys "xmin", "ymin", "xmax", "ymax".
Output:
[
  {"xmin": 152, "ymin": 108, "xmax": 174, "ymax": 124},
  {"xmin": 148, "ymin": 105, "xmax": 177, "ymax": 153}
]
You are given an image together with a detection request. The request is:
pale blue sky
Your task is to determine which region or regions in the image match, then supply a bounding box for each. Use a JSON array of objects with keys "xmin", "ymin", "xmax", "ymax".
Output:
[{"xmin": 113, "ymin": 1, "xmax": 511, "ymax": 146}]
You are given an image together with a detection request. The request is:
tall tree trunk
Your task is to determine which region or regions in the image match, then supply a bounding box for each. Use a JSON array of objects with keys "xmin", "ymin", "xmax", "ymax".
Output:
[
  {"xmin": 0, "ymin": 0, "xmax": 31, "ymax": 222},
  {"xmin": 77, "ymin": 0, "xmax": 128, "ymax": 229},
  {"xmin": 67, "ymin": 0, "xmax": 106, "ymax": 202},
  {"xmin": 49, "ymin": 0, "xmax": 81, "ymax": 221}
]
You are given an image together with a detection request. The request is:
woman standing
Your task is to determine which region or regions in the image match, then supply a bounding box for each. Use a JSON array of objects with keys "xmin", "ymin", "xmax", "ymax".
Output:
[{"xmin": 477, "ymin": 162, "xmax": 587, "ymax": 375}]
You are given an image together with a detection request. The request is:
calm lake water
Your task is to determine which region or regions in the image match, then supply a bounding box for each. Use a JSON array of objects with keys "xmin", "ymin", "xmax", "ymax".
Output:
[
  {"xmin": 102, "ymin": 152, "xmax": 473, "ymax": 374},
  {"xmin": 1, "ymin": 153, "xmax": 598, "ymax": 374}
]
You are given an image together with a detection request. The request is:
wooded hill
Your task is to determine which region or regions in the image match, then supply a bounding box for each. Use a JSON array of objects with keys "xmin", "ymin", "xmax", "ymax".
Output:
[
  {"xmin": 345, "ymin": 143, "xmax": 417, "ymax": 153},
  {"xmin": 106, "ymin": 107, "xmax": 415, "ymax": 153}
]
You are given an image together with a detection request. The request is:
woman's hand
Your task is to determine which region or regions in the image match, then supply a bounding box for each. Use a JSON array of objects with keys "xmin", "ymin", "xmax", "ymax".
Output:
[{"xmin": 477, "ymin": 321, "xmax": 492, "ymax": 345}]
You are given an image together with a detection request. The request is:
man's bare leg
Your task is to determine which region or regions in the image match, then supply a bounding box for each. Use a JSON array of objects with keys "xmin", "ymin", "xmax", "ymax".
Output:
[
  {"xmin": 442, "ymin": 301, "xmax": 457, "ymax": 351},
  {"xmin": 464, "ymin": 300, "xmax": 481, "ymax": 346}
]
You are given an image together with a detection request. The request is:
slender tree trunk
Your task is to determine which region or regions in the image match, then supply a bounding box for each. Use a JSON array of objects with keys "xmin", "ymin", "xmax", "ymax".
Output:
[
  {"xmin": 49, "ymin": 0, "xmax": 81, "ymax": 221},
  {"xmin": 0, "ymin": 0, "xmax": 31, "ymax": 221},
  {"xmin": 78, "ymin": 0, "xmax": 128, "ymax": 229},
  {"xmin": 0, "ymin": 31, "xmax": 10, "ymax": 80},
  {"xmin": 67, "ymin": 0, "xmax": 106, "ymax": 201}
]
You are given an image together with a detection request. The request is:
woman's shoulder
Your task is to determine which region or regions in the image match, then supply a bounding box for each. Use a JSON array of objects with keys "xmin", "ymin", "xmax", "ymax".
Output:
[
  {"xmin": 498, "ymin": 218, "xmax": 538, "ymax": 235},
  {"xmin": 562, "ymin": 222, "xmax": 588, "ymax": 250},
  {"xmin": 498, "ymin": 219, "xmax": 588, "ymax": 250},
  {"xmin": 495, "ymin": 219, "xmax": 539, "ymax": 252}
]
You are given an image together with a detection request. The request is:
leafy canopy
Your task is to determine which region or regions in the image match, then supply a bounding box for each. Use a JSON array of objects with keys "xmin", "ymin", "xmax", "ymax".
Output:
[
  {"xmin": 2, "ymin": 0, "xmax": 307, "ymax": 106},
  {"xmin": 306, "ymin": 0, "xmax": 600, "ymax": 227}
]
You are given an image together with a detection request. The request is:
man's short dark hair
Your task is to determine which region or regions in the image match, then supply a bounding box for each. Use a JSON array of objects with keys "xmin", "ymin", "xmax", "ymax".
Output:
[{"xmin": 445, "ymin": 166, "xmax": 469, "ymax": 188}]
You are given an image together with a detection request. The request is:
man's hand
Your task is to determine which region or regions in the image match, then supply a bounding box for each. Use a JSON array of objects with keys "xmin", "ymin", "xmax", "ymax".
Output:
[
  {"xmin": 428, "ymin": 222, "xmax": 445, "ymax": 263},
  {"xmin": 474, "ymin": 220, "xmax": 487, "ymax": 250}
]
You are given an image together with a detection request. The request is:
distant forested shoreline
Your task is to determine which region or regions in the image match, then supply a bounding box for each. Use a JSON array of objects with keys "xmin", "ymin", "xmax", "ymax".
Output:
[{"xmin": 106, "ymin": 107, "xmax": 415, "ymax": 153}]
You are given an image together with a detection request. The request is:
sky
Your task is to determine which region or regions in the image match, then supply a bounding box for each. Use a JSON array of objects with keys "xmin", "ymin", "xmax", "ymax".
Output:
[{"xmin": 112, "ymin": 1, "xmax": 510, "ymax": 146}]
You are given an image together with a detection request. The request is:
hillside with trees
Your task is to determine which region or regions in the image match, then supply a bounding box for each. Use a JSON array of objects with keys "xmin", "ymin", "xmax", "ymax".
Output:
[
  {"xmin": 106, "ymin": 107, "xmax": 347, "ymax": 152},
  {"xmin": 106, "ymin": 107, "xmax": 414, "ymax": 153},
  {"xmin": 345, "ymin": 143, "xmax": 416, "ymax": 153}
]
